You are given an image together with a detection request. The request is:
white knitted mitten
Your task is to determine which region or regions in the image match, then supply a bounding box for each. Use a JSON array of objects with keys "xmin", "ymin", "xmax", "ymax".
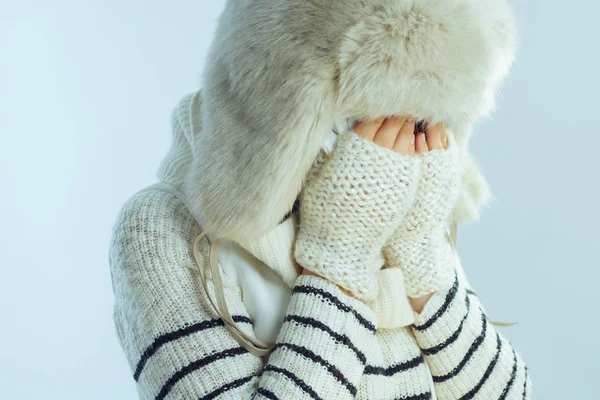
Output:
[
  {"xmin": 295, "ymin": 129, "xmax": 420, "ymax": 301},
  {"xmin": 383, "ymin": 133, "xmax": 461, "ymax": 298}
]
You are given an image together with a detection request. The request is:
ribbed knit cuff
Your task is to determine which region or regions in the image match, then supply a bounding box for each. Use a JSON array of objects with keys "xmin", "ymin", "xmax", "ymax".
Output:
[{"xmin": 367, "ymin": 268, "xmax": 415, "ymax": 329}]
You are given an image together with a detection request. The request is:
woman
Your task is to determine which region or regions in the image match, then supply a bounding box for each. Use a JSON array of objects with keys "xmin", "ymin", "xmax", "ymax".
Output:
[{"xmin": 109, "ymin": 1, "xmax": 531, "ymax": 399}]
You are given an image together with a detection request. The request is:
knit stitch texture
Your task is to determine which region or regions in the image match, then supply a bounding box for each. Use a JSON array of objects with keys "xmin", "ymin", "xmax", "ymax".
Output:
[
  {"xmin": 110, "ymin": 188, "xmax": 533, "ymax": 399},
  {"xmin": 109, "ymin": 93, "xmax": 533, "ymax": 399},
  {"xmin": 294, "ymin": 129, "xmax": 420, "ymax": 300},
  {"xmin": 384, "ymin": 136, "xmax": 461, "ymax": 297}
]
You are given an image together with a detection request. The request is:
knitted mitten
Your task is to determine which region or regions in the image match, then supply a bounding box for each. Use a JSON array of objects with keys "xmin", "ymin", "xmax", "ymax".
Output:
[
  {"xmin": 383, "ymin": 133, "xmax": 461, "ymax": 298},
  {"xmin": 294, "ymin": 129, "xmax": 420, "ymax": 301}
]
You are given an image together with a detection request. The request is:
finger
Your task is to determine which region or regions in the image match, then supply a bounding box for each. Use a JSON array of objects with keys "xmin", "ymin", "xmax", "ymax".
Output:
[
  {"xmin": 373, "ymin": 116, "xmax": 409, "ymax": 149},
  {"xmin": 392, "ymin": 117, "xmax": 416, "ymax": 155},
  {"xmin": 415, "ymin": 132, "xmax": 429, "ymax": 153},
  {"xmin": 354, "ymin": 117, "xmax": 385, "ymax": 141},
  {"xmin": 426, "ymin": 122, "xmax": 445, "ymax": 150}
]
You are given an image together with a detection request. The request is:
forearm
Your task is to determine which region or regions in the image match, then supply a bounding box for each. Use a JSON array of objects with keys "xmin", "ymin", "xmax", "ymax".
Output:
[
  {"xmin": 112, "ymin": 190, "xmax": 378, "ymax": 399},
  {"xmin": 410, "ymin": 274, "xmax": 532, "ymax": 399},
  {"xmin": 261, "ymin": 275, "xmax": 378, "ymax": 399},
  {"xmin": 119, "ymin": 271, "xmax": 375, "ymax": 400}
]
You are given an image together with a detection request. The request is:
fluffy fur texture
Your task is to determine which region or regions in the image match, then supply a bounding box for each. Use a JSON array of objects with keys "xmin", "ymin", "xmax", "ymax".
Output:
[{"xmin": 186, "ymin": 0, "xmax": 518, "ymax": 242}]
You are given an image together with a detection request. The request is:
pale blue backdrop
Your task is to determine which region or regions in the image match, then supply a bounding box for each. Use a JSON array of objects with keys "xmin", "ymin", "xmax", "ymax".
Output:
[{"xmin": 1, "ymin": 1, "xmax": 597, "ymax": 398}]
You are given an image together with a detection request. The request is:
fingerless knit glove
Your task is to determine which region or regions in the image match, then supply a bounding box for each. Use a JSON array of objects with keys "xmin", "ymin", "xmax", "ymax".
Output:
[
  {"xmin": 294, "ymin": 129, "xmax": 420, "ymax": 301},
  {"xmin": 383, "ymin": 133, "xmax": 461, "ymax": 298}
]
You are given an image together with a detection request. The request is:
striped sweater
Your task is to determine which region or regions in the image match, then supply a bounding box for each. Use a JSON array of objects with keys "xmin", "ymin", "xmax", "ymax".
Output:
[
  {"xmin": 109, "ymin": 189, "xmax": 532, "ymax": 400},
  {"xmin": 108, "ymin": 93, "xmax": 533, "ymax": 399}
]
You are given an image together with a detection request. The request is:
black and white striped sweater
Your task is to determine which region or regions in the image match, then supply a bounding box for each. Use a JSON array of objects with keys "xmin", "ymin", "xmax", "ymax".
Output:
[{"xmin": 109, "ymin": 187, "xmax": 532, "ymax": 399}]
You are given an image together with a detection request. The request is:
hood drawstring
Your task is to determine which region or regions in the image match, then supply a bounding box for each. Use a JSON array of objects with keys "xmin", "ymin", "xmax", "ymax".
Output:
[
  {"xmin": 139, "ymin": 182, "xmax": 274, "ymax": 357},
  {"xmin": 192, "ymin": 233, "xmax": 274, "ymax": 357}
]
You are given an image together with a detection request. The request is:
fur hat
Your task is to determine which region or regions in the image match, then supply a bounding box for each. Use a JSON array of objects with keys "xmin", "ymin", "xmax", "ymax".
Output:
[{"xmin": 185, "ymin": 0, "xmax": 518, "ymax": 243}]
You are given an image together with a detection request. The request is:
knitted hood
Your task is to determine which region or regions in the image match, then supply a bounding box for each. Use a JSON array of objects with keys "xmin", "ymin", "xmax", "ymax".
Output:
[{"xmin": 184, "ymin": 0, "xmax": 518, "ymax": 243}]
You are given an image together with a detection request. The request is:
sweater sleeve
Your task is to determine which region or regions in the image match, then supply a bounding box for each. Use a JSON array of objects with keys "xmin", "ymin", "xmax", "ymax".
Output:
[
  {"xmin": 109, "ymin": 189, "xmax": 378, "ymax": 399},
  {"xmin": 410, "ymin": 257, "xmax": 533, "ymax": 400}
]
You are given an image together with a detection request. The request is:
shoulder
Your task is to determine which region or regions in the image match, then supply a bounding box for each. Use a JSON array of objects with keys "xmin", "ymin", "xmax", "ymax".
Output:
[{"xmin": 109, "ymin": 188, "xmax": 201, "ymax": 271}]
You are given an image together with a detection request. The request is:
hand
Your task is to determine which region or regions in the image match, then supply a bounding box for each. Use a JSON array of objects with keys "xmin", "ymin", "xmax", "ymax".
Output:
[
  {"xmin": 409, "ymin": 293, "xmax": 434, "ymax": 313},
  {"xmin": 295, "ymin": 116, "xmax": 420, "ymax": 301},
  {"xmin": 383, "ymin": 121, "xmax": 461, "ymax": 299},
  {"xmin": 304, "ymin": 117, "xmax": 417, "ymax": 181},
  {"xmin": 353, "ymin": 116, "xmax": 417, "ymax": 155},
  {"xmin": 414, "ymin": 121, "xmax": 449, "ymax": 152}
]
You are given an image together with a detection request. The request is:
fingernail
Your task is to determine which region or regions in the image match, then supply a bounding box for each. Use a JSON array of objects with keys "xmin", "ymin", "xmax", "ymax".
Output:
[
  {"xmin": 419, "ymin": 133, "xmax": 427, "ymax": 142},
  {"xmin": 407, "ymin": 116, "xmax": 416, "ymax": 123}
]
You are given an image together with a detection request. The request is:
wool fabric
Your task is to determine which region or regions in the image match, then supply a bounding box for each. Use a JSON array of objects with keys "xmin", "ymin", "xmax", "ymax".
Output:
[
  {"xmin": 108, "ymin": 92, "xmax": 533, "ymax": 399},
  {"xmin": 384, "ymin": 133, "xmax": 462, "ymax": 298},
  {"xmin": 294, "ymin": 128, "xmax": 420, "ymax": 300}
]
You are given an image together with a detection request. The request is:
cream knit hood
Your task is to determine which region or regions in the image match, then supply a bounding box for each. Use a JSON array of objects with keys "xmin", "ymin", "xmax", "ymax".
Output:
[{"xmin": 167, "ymin": 0, "xmax": 518, "ymax": 243}]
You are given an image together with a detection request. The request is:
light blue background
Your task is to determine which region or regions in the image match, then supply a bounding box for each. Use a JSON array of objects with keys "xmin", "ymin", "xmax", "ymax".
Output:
[{"xmin": 1, "ymin": 1, "xmax": 597, "ymax": 398}]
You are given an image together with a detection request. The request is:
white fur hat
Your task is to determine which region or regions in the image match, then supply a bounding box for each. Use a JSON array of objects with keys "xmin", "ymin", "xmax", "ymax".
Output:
[{"xmin": 185, "ymin": 0, "xmax": 518, "ymax": 243}]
